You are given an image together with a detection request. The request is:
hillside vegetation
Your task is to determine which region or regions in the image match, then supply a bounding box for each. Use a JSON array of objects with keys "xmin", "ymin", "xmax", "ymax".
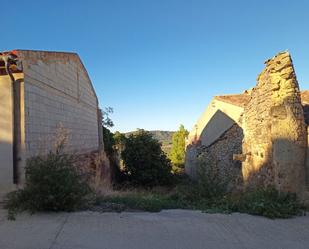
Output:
[{"xmin": 125, "ymin": 130, "xmax": 175, "ymax": 155}]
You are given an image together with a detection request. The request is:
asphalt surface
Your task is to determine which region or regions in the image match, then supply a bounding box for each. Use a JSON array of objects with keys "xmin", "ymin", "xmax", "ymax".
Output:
[{"xmin": 0, "ymin": 208, "xmax": 309, "ymax": 249}]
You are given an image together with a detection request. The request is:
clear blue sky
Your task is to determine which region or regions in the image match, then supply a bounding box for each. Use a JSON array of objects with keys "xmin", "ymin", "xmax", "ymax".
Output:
[{"xmin": 2, "ymin": 0, "xmax": 309, "ymax": 132}]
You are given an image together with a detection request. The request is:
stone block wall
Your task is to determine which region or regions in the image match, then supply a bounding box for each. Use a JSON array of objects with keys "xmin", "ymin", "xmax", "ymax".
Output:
[
  {"xmin": 19, "ymin": 51, "xmax": 100, "ymax": 157},
  {"xmin": 242, "ymin": 52, "xmax": 307, "ymax": 193}
]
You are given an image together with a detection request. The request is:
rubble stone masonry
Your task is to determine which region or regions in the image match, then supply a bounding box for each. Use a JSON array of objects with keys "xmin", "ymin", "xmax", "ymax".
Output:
[
  {"xmin": 242, "ymin": 52, "xmax": 307, "ymax": 193},
  {"xmin": 196, "ymin": 124, "xmax": 243, "ymax": 190},
  {"xmin": 186, "ymin": 51, "xmax": 309, "ymax": 196}
]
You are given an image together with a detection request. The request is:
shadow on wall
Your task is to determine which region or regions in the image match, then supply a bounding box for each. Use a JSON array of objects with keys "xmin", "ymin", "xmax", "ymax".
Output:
[
  {"xmin": 0, "ymin": 141, "xmax": 13, "ymax": 185},
  {"xmin": 301, "ymin": 103, "xmax": 309, "ymax": 189},
  {"xmin": 305, "ymin": 104, "xmax": 309, "ymax": 187},
  {"xmin": 0, "ymin": 76, "xmax": 14, "ymax": 184},
  {"xmin": 243, "ymin": 137, "xmax": 307, "ymax": 194},
  {"xmin": 0, "ymin": 81, "xmax": 13, "ymax": 144},
  {"xmin": 303, "ymin": 104, "xmax": 309, "ymax": 125},
  {"xmin": 199, "ymin": 110, "xmax": 236, "ymax": 147},
  {"xmin": 186, "ymin": 110, "xmax": 244, "ymax": 190}
]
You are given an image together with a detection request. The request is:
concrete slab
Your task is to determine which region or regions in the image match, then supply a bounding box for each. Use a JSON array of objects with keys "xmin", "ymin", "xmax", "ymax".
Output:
[{"xmin": 0, "ymin": 209, "xmax": 309, "ymax": 249}]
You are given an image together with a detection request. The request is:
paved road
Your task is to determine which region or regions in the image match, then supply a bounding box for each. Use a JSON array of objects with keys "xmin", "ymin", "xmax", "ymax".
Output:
[{"xmin": 0, "ymin": 208, "xmax": 309, "ymax": 249}]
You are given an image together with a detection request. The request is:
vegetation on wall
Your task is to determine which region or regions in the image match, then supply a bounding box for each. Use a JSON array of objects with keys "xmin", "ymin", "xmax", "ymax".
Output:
[
  {"xmin": 5, "ymin": 147, "xmax": 92, "ymax": 219},
  {"xmin": 103, "ymin": 127, "xmax": 115, "ymax": 156},
  {"xmin": 5, "ymin": 119, "xmax": 306, "ymax": 219},
  {"xmin": 5, "ymin": 102, "xmax": 303, "ymax": 220},
  {"xmin": 97, "ymin": 124, "xmax": 306, "ymax": 218}
]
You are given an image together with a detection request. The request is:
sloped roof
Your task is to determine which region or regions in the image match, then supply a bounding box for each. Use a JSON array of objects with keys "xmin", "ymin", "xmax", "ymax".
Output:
[
  {"xmin": 301, "ymin": 90, "xmax": 309, "ymax": 104},
  {"xmin": 1, "ymin": 49, "xmax": 98, "ymax": 104},
  {"xmin": 302, "ymin": 91, "xmax": 309, "ymax": 125},
  {"xmin": 215, "ymin": 90, "xmax": 309, "ymax": 107},
  {"xmin": 214, "ymin": 94, "xmax": 250, "ymax": 107}
]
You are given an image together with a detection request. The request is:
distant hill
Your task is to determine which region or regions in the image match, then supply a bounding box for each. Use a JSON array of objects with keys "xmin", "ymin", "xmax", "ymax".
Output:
[{"xmin": 125, "ymin": 130, "xmax": 175, "ymax": 155}]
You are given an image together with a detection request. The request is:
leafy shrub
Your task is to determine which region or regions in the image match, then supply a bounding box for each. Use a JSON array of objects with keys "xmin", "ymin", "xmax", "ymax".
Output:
[
  {"xmin": 184, "ymin": 187, "xmax": 305, "ymax": 218},
  {"xmin": 5, "ymin": 150, "xmax": 92, "ymax": 219},
  {"xmin": 170, "ymin": 177, "xmax": 305, "ymax": 218},
  {"xmin": 231, "ymin": 187, "xmax": 305, "ymax": 218},
  {"xmin": 121, "ymin": 130, "xmax": 172, "ymax": 186},
  {"xmin": 94, "ymin": 177, "xmax": 305, "ymax": 218}
]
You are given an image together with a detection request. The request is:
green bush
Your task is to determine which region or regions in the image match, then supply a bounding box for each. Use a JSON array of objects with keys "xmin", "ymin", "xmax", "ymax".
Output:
[
  {"xmin": 231, "ymin": 187, "xmax": 305, "ymax": 218},
  {"xmin": 121, "ymin": 130, "xmax": 172, "ymax": 186},
  {"xmin": 170, "ymin": 178, "xmax": 305, "ymax": 218},
  {"xmin": 95, "ymin": 177, "xmax": 305, "ymax": 218},
  {"xmin": 186, "ymin": 187, "xmax": 305, "ymax": 218},
  {"xmin": 5, "ymin": 150, "xmax": 92, "ymax": 219}
]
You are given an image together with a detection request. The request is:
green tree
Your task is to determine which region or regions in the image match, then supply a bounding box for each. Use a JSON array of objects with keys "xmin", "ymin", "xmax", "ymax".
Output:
[
  {"xmin": 103, "ymin": 127, "xmax": 115, "ymax": 156},
  {"xmin": 170, "ymin": 125, "xmax": 189, "ymax": 172},
  {"xmin": 121, "ymin": 130, "xmax": 172, "ymax": 186},
  {"xmin": 113, "ymin": 131, "xmax": 127, "ymax": 152},
  {"xmin": 102, "ymin": 106, "xmax": 115, "ymax": 156},
  {"xmin": 102, "ymin": 107, "xmax": 114, "ymax": 128}
]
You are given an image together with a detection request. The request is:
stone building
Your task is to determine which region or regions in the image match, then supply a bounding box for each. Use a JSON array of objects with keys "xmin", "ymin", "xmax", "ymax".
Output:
[
  {"xmin": 0, "ymin": 50, "xmax": 104, "ymax": 195},
  {"xmin": 185, "ymin": 52, "xmax": 309, "ymax": 196}
]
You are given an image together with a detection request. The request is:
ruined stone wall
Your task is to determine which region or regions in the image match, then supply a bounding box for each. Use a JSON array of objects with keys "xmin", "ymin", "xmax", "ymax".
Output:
[
  {"xmin": 190, "ymin": 124, "xmax": 243, "ymax": 188},
  {"xmin": 185, "ymin": 98, "xmax": 245, "ymax": 178},
  {"xmin": 301, "ymin": 94, "xmax": 309, "ymax": 188},
  {"xmin": 304, "ymin": 105, "xmax": 309, "ymax": 125},
  {"xmin": 73, "ymin": 150, "xmax": 112, "ymax": 189},
  {"xmin": 19, "ymin": 51, "xmax": 100, "ymax": 157},
  {"xmin": 242, "ymin": 52, "xmax": 307, "ymax": 193},
  {"xmin": 306, "ymin": 127, "xmax": 309, "ymax": 186}
]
